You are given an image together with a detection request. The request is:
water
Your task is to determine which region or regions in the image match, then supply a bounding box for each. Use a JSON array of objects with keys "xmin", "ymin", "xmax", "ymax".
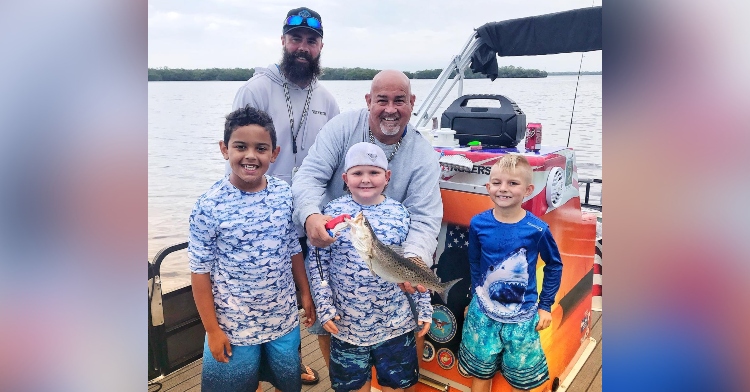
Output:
[{"xmin": 149, "ymin": 76, "xmax": 601, "ymax": 291}]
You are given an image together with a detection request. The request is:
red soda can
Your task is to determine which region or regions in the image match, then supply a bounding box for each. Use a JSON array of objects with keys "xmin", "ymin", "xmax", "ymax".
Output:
[{"xmin": 525, "ymin": 123, "xmax": 542, "ymax": 151}]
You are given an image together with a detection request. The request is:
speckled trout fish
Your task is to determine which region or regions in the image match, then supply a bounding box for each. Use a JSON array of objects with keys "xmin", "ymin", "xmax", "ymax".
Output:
[{"xmin": 345, "ymin": 212, "xmax": 461, "ymax": 304}]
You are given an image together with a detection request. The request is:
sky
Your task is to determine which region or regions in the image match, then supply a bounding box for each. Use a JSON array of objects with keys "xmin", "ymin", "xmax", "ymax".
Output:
[{"xmin": 148, "ymin": 0, "xmax": 602, "ymax": 72}]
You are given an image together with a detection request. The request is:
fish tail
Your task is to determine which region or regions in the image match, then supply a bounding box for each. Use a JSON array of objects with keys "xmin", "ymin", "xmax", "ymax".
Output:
[{"xmin": 437, "ymin": 278, "xmax": 462, "ymax": 304}]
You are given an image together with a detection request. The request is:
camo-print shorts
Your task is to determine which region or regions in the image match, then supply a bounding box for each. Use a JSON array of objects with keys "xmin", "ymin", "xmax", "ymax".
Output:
[
  {"xmin": 458, "ymin": 297, "xmax": 550, "ymax": 390},
  {"xmin": 329, "ymin": 331, "xmax": 419, "ymax": 391}
]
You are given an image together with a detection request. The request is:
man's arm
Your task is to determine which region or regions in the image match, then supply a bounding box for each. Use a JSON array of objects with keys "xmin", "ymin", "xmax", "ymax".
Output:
[
  {"xmin": 400, "ymin": 147, "xmax": 443, "ymax": 266},
  {"xmin": 292, "ymin": 128, "xmax": 337, "ymax": 247},
  {"xmin": 291, "ymin": 113, "xmax": 354, "ymax": 246},
  {"xmin": 303, "ymin": 213, "xmax": 335, "ymax": 248}
]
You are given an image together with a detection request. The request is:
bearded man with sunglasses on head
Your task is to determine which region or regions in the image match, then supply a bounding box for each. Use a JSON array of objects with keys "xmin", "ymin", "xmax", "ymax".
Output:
[{"xmin": 230, "ymin": 6, "xmax": 339, "ymax": 388}]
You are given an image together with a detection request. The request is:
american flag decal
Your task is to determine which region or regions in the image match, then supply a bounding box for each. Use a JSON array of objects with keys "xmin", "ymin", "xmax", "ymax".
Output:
[{"xmin": 445, "ymin": 225, "xmax": 469, "ymax": 250}]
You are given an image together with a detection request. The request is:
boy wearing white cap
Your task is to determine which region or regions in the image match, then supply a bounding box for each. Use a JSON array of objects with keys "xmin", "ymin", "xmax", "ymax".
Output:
[{"xmin": 307, "ymin": 142, "xmax": 432, "ymax": 392}]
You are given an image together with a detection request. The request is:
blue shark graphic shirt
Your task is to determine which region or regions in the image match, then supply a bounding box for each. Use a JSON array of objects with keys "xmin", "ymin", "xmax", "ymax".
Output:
[
  {"xmin": 188, "ymin": 175, "xmax": 302, "ymax": 346},
  {"xmin": 468, "ymin": 210, "xmax": 563, "ymax": 323},
  {"xmin": 308, "ymin": 194, "xmax": 432, "ymax": 346}
]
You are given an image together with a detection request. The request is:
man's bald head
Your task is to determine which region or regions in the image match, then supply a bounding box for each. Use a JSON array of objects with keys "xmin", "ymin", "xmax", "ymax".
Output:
[
  {"xmin": 366, "ymin": 70, "xmax": 417, "ymax": 141},
  {"xmin": 370, "ymin": 69, "xmax": 412, "ymax": 96}
]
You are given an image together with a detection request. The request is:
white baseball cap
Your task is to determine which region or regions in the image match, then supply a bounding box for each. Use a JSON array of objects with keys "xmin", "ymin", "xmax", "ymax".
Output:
[{"xmin": 344, "ymin": 142, "xmax": 388, "ymax": 172}]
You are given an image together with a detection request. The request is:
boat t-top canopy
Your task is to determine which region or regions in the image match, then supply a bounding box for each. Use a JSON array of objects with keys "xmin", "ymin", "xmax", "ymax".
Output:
[{"xmin": 413, "ymin": 6, "xmax": 602, "ymax": 128}]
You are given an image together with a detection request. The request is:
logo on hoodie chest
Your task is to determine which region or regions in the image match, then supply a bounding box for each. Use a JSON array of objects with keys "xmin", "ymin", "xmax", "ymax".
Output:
[{"xmin": 311, "ymin": 109, "xmax": 327, "ymax": 116}]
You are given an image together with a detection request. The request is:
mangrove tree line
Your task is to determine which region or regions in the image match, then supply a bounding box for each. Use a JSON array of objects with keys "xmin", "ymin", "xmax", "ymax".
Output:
[{"xmin": 148, "ymin": 65, "xmax": 559, "ymax": 81}]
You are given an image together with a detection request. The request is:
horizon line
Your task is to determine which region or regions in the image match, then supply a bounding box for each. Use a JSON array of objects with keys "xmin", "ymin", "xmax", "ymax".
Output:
[{"xmin": 147, "ymin": 66, "xmax": 602, "ymax": 73}]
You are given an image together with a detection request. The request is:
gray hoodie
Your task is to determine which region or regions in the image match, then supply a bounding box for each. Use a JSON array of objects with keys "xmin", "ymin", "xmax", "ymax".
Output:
[{"xmin": 229, "ymin": 65, "xmax": 340, "ymax": 185}]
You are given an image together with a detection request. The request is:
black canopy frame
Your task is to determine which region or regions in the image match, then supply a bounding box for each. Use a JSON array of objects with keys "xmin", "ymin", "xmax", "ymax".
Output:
[{"xmin": 413, "ymin": 6, "xmax": 602, "ymax": 128}]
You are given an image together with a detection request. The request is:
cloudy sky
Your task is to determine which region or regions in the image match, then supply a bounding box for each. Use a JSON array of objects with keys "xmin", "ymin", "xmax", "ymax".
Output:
[{"xmin": 148, "ymin": 0, "xmax": 602, "ymax": 72}]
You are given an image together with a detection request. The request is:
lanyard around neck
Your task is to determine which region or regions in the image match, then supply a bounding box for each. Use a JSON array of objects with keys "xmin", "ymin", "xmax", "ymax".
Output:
[{"xmin": 282, "ymin": 80, "xmax": 314, "ymax": 154}]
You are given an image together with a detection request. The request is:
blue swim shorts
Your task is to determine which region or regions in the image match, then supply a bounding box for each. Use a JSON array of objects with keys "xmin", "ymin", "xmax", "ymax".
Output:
[
  {"xmin": 457, "ymin": 297, "xmax": 549, "ymax": 390},
  {"xmin": 329, "ymin": 331, "xmax": 419, "ymax": 392},
  {"xmin": 201, "ymin": 325, "xmax": 302, "ymax": 392}
]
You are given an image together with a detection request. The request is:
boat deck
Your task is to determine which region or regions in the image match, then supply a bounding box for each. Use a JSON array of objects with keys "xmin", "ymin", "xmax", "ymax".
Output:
[{"xmin": 148, "ymin": 310, "xmax": 601, "ymax": 392}]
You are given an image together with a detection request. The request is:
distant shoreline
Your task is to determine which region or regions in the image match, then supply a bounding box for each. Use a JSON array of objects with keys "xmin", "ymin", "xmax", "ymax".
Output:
[
  {"xmin": 547, "ymin": 72, "xmax": 602, "ymax": 76},
  {"xmin": 148, "ymin": 67, "xmax": 601, "ymax": 82}
]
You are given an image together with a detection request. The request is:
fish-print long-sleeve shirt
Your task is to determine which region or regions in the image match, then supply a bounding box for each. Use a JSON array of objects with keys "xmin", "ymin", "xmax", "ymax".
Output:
[
  {"xmin": 308, "ymin": 194, "xmax": 432, "ymax": 346},
  {"xmin": 468, "ymin": 210, "xmax": 563, "ymax": 323},
  {"xmin": 189, "ymin": 176, "xmax": 301, "ymax": 345}
]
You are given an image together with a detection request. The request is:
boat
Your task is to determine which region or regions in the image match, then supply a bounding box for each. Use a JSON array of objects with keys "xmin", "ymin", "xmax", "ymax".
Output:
[{"xmin": 148, "ymin": 5, "xmax": 602, "ymax": 391}]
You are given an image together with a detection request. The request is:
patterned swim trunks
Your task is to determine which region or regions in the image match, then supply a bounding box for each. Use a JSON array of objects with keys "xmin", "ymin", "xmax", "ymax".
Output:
[{"xmin": 458, "ymin": 297, "xmax": 549, "ymax": 390}]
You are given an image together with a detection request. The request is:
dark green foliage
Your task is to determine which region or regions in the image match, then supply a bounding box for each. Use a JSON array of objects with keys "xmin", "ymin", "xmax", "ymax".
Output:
[
  {"xmin": 447, "ymin": 65, "xmax": 548, "ymax": 79},
  {"xmin": 147, "ymin": 65, "xmax": 553, "ymax": 81},
  {"xmin": 496, "ymin": 65, "xmax": 547, "ymax": 78},
  {"xmin": 319, "ymin": 67, "xmax": 379, "ymax": 80},
  {"xmin": 405, "ymin": 69, "xmax": 444, "ymax": 79},
  {"xmin": 147, "ymin": 67, "xmax": 255, "ymax": 81}
]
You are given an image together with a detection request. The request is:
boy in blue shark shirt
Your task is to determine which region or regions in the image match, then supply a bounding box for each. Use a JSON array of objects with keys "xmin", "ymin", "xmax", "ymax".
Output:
[
  {"xmin": 458, "ymin": 154, "xmax": 563, "ymax": 392},
  {"xmin": 308, "ymin": 142, "xmax": 432, "ymax": 392},
  {"xmin": 189, "ymin": 106, "xmax": 315, "ymax": 392}
]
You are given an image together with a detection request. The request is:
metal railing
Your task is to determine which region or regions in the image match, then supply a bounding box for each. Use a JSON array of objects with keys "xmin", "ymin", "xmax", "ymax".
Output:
[
  {"xmin": 412, "ymin": 32, "xmax": 482, "ymax": 129},
  {"xmin": 148, "ymin": 242, "xmax": 204, "ymax": 381},
  {"xmin": 579, "ymin": 178, "xmax": 602, "ymax": 211}
]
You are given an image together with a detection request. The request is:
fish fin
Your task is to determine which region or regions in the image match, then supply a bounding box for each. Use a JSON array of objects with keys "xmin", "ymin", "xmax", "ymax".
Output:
[
  {"xmin": 437, "ymin": 278, "xmax": 463, "ymax": 305},
  {"xmin": 387, "ymin": 244, "xmax": 405, "ymax": 257},
  {"xmin": 365, "ymin": 253, "xmax": 377, "ymax": 277}
]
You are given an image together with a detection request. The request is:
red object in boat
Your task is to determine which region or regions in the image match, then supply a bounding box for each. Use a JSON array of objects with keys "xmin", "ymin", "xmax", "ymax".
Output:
[{"xmin": 525, "ymin": 122, "xmax": 542, "ymax": 151}]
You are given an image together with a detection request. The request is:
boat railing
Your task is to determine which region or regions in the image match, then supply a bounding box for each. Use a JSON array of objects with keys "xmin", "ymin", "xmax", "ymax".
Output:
[
  {"xmin": 579, "ymin": 178, "xmax": 602, "ymax": 211},
  {"xmin": 148, "ymin": 241, "xmax": 205, "ymax": 381}
]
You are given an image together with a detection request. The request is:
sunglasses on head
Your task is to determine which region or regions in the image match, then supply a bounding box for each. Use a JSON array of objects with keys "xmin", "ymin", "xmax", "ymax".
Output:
[{"xmin": 285, "ymin": 15, "xmax": 322, "ymax": 30}]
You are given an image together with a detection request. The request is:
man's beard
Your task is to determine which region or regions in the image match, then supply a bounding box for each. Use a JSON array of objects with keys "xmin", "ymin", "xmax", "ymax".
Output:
[
  {"xmin": 279, "ymin": 48, "xmax": 322, "ymax": 86},
  {"xmin": 380, "ymin": 122, "xmax": 401, "ymax": 136},
  {"xmin": 378, "ymin": 114, "xmax": 402, "ymax": 136}
]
